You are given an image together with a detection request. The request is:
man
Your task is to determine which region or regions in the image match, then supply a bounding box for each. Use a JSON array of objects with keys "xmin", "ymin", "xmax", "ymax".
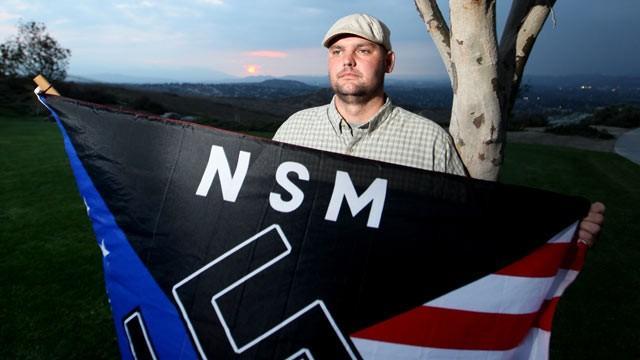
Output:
[
  {"xmin": 274, "ymin": 13, "xmax": 465, "ymax": 176},
  {"xmin": 273, "ymin": 13, "xmax": 603, "ymax": 245}
]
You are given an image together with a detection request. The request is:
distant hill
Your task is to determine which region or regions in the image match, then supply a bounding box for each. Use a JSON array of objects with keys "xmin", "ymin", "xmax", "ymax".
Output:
[
  {"xmin": 68, "ymin": 72, "xmax": 640, "ymax": 89},
  {"xmin": 66, "ymin": 75, "xmax": 99, "ymax": 83},
  {"xmin": 77, "ymin": 73, "xmax": 180, "ymax": 84},
  {"xmin": 131, "ymin": 79, "xmax": 319, "ymax": 100},
  {"xmin": 522, "ymin": 74, "xmax": 640, "ymax": 88},
  {"xmin": 258, "ymin": 79, "xmax": 315, "ymax": 89},
  {"xmin": 72, "ymin": 68, "xmax": 236, "ymax": 84},
  {"xmin": 4, "ymin": 72, "xmax": 638, "ymax": 133},
  {"xmin": 280, "ymin": 75, "xmax": 329, "ymax": 87},
  {"xmin": 48, "ymin": 81, "xmax": 291, "ymax": 132}
]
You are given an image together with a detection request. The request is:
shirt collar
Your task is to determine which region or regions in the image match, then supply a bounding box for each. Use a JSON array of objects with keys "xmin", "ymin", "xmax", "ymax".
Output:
[{"xmin": 328, "ymin": 95, "xmax": 394, "ymax": 134}]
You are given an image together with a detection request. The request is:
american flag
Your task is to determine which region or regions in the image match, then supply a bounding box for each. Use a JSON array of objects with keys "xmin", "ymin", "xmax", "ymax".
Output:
[{"xmin": 351, "ymin": 223, "xmax": 586, "ymax": 359}]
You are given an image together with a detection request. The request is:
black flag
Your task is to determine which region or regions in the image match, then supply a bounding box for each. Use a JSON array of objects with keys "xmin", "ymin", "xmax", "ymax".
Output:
[{"xmin": 39, "ymin": 95, "xmax": 589, "ymax": 359}]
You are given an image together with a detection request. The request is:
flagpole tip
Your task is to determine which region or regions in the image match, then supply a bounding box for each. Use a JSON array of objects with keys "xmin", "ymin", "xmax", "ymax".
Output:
[{"xmin": 33, "ymin": 74, "xmax": 61, "ymax": 96}]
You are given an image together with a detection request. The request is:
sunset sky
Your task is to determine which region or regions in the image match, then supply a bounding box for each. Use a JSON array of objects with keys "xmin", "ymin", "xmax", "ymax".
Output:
[{"xmin": 1, "ymin": 0, "xmax": 638, "ymax": 82}]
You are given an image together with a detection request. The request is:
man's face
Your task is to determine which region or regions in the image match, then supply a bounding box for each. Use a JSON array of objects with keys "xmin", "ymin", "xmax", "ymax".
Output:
[{"xmin": 327, "ymin": 35, "xmax": 394, "ymax": 104}]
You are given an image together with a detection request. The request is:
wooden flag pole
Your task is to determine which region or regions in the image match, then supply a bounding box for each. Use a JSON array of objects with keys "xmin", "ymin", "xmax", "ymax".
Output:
[{"xmin": 33, "ymin": 74, "xmax": 61, "ymax": 96}]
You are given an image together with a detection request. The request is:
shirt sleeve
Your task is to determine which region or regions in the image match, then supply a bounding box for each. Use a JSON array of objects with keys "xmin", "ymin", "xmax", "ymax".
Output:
[
  {"xmin": 272, "ymin": 120, "xmax": 289, "ymax": 142},
  {"xmin": 434, "ymin": 130, "xmax": 467, "ymax": 176},
  {"xmin": 271, "ymin": 110, "xmax": 308, "ymax": 145}
]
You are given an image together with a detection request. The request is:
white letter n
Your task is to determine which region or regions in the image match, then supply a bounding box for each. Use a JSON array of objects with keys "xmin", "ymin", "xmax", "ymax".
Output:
[
  {"xmin": 325, "ymin": 171, "xmax": 387, "ymax": 229},
  {"xmin": 195, "ymin": 145, "xmax": 251, "ymax": 202}
]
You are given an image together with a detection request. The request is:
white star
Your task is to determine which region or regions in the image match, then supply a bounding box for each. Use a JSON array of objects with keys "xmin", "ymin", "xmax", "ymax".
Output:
[
  {"xmin": 82, "ymin": 197, "xmax": 91, "ymax": 215},
  {"xmin": 99, "ymin": 239, "xmax": 110, "ymax": 257}
]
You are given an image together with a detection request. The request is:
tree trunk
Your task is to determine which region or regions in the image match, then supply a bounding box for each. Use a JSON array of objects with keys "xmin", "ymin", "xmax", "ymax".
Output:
[
  {"xmin": 448, "ymin": 0, "xmax": 502, "ymax": 180},
  {"xmin": 415, "ymin": 0, "xmax": 556, "ymax": 181}
]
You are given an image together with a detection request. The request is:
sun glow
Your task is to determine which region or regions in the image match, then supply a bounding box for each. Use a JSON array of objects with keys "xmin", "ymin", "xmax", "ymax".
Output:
[{"xmin": 244, "ymin": 64, "xmax": 260, "ymax": 75}]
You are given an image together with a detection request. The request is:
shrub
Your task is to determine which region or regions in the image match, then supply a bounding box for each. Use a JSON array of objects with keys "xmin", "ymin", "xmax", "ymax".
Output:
[
  {"xmin": 130, "ymin": 96, "xmax": 167, "ymax": 115},
  {"xmin": 57, "ymin": 82, "xmax": 119, "ymax": 105},
  {"xmin": 588, "ymin": 105, "xmax": 640, "ymax": 128},
  {"xmin": 508, "ymin": 112, "xmax": 548, "ymax": 131}
]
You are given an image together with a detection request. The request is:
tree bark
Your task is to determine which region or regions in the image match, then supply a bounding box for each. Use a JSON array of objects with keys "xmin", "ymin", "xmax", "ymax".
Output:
[
  {"xmin": 449, "ymin": 0, "xmax": 501, "ymax": 180},
  {"xmin": 499, "ymin": 0, "xmax": 557, "ymax": 118},
  {"xmin": 415, "ymin": 0, "xmax": 556, "ymax": 181},
  {"xmin": 414, "ymin": 0, "xmax": 453, "ymax": 81}
]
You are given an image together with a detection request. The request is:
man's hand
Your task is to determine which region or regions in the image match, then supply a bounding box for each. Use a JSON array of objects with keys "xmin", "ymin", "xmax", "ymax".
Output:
[{"xmin": 577, "ymin": 202, "xmax": 605, "ymax": 247}]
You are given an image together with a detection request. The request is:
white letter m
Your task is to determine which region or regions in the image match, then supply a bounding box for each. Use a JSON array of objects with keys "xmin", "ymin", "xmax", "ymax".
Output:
[{"xmin": 325, "ymin": 171, "xmax": 387, "ymax": 229}]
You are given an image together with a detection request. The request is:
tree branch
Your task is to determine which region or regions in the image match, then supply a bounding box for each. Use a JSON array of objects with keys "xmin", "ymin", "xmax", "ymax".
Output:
[
  {"xmin": 499, "ymin": 0, "xmax": 556, "ymax": 116},
  {"xmin": 512, "ymin": 1, "xmax": 556, "ymax": 83},
  {"xmin": 414, "ymin": 0, "xmax": 453, "ymax": 82}
]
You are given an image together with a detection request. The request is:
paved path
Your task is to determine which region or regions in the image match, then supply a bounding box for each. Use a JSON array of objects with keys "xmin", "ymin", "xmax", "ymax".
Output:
[{"xmin": 615, "ymin": 127, "xmax": 640, "ymax": 165}]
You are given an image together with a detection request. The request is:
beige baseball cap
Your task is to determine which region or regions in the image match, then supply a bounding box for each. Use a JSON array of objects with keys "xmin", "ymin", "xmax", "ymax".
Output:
[{"xmin": 322, "ymin": 13, "xmax": 392, "ymax": 51}]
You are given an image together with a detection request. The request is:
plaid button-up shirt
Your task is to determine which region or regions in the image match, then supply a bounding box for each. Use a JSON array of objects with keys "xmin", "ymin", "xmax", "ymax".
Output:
[{"xmin": 273, "ymin": 96, "xmax": 466, "ymax": 176}]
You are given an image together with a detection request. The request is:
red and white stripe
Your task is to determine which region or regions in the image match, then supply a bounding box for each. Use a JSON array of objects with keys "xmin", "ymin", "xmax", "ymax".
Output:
[{"xmin": 350, "ymin": 222, "xmax": 586, "ymax": 359}]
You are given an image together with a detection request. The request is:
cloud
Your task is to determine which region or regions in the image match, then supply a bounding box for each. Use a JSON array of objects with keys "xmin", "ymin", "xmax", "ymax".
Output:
[
  {"xmin": 238, "ymin": 47, "xmax": 326, "ymax": 77},
  {"xmin": 296, "ymin": 7, "xmax": 324, "ymax": 16},
  {"xmin": 51, "ymin": 18, "xmax": 70, "ymax": 26},
  {"xmin": 58, "ymin": 23, "xmax": 185, "ymax": 50},
  {"xmin": 198, "ymin": 0, "xmax": 224, "ymax": 5},
  {"xmin": 114, "ymin": 3, "xmax": 150, "ymax": 23},
  {"xmin": 113, "ymin": 2, "xmax": 202, "ymax": 22},
  {"xmin": 2, "ymin": 0, "xmax": 36, "ymax": 13},
  {"xmin": 244, "ymin": 50, "xmax": 288, "ymax": 58},
  {"xmin": 0, "ymin": 10, "xmax": 20, "ymax": 22}
]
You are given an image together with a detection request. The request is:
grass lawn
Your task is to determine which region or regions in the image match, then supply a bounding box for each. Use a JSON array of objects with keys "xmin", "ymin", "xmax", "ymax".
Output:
[
  {"xmin": 1, "ymin": 114, "xmax": 638, "ymax": 358},
  {"xmin": 501, "ymin": 142, "xmax": 640, "ymax": 359},
  {"xmin": 0, "ymin": 114, "xmax": 118, "ymax": 358}
]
